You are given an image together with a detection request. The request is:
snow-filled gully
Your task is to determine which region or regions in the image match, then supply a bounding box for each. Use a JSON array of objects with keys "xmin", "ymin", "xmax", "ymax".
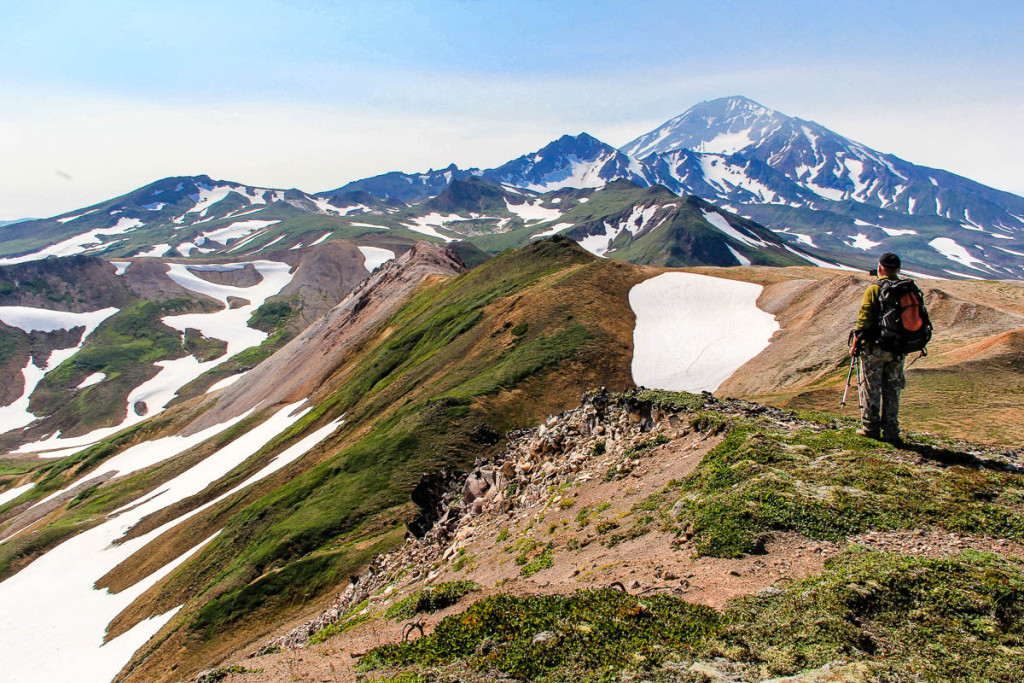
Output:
[
  {"xmin": 629, "ymin": 272, "xmax": 779, "ymax": 392},
  {"xmin": 0, "ymin": 402, "xmax": 343, "ymax": 683}
]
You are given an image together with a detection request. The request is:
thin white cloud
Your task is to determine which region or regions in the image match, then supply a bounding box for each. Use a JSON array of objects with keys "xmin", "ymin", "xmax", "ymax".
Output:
[{"xmin": 1, "ymin": 60, "xmax": 1023, "ymax": 219}]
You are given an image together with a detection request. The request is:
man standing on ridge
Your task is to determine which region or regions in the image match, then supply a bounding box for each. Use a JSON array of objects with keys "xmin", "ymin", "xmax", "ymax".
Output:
[{"xmin": 852, "ymin": 252, "xmax": 906, "ymax": 442}]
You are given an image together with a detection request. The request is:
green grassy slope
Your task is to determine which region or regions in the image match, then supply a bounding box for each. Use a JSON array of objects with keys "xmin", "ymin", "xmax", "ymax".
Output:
[{"xmin": 0, "ymin": 238, "xmax": 646, "ymax": 682}]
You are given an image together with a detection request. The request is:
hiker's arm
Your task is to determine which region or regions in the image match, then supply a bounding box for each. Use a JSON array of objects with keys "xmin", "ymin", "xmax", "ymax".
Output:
[
  {"xmin": 855, "ymin": 285, "xmax": 880, "ymax": 332},
  {"xmin": 851, "ymin": 284, "xmax": 880, "ymax": 354}
]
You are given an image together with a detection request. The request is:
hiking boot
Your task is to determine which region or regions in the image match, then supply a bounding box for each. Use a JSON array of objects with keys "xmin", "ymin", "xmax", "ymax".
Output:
[
  {"xmin": 856, "ymin": 428, "xmax": 880, "ymax": 439},
  {"xmin": 882, "ymin": 430, "xmax": 901, "ymax": 443}
]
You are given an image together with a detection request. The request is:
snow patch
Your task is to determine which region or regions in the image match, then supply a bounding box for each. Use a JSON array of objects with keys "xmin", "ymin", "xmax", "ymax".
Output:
[
  {"xmin": 504, "ymin": 199, "xmax": 564, "ymax": 224},
  {"xmin": 0, "ymin": 306, "xmax": 119, "ymax": 334},
  {"xmin": 56, "ymin": 208, "xmax": 102, "ymax": 223},
  {"xmin": 945, "ymin": 269, "xmax": 985, "ymax": 280},
  {"xmin": 577, "ymin": 223, "xmax": 621, "ymax": 257},
  {"xmin": 806, "ymin": 181, "xmax": 846, "ymax": 202},
  {"xmin": 629, "ymin": 273, "xmax": 778, "ymax": 392},
  {"xmin": 929, "ymin": 237, "xmax": 990, "ymax": 272},
  {"xmin": 402, "ymin": 214, "xmax": 461, "ymax": 242},
  {"xmin": 726, "ymin": 245, "xmax": 752, "ymax": 266},
  {"xmin": 206, "ymin": 373, "xmax": 247, "ymax": 393},
  {"xmin": 200, "ymin": 220, "xmax": 280, "ymax": 246},
  {"xmin": 783, "ymin": 245, "xmax": 859, "ymax": 271},
  {"xmin": 900, "ymin": 269, "xmax": 945, "ymax": 280},
  {"xmin": 135, "ymin": 243, "xmax": 172, "ymax": 258},
  {"xmin": 185, "ymin": 263, "xmax": 247, "ymax": 272},
  {"xmin": 111, "ymin": 261, "xmax": 131, "ymax": 275},
  {"xmin": 358, "ymin": 246, "xmax": 396, "ymax": 272},
  {"xmin": 76, "ymin": 372, "xmax": 106, "ymax": 389},
  {"xmin": 531, "ymin": 222, "xmax": 574, "ymax": 240},
  {"xmin": 879, "ymin": 227, "xmax": 918, "ymax": 237},
  {"xmin": 846, "ymin": 233, "xmax": 881, "ymax": 250},
  {"xmin": 701, "ymin": 210, "xmax": 768, "ymax": 249},
  {"xmin": 0, "ymin": 482, "xmax": 34, "ymax": 507},
  {"xmin": 995, "ymin": 245, "xmax": 1024, "ymax": 257},
  {"xmin": 250, "ymin": 235, "xmax": 286, "ymax": 254},
  {"xmin": 312, "ymin": 196, "xmax": 367, "ymax": 216},
  {"xmin": 695, "ymin": 129, "xmax": 756, "ymax": 155}
]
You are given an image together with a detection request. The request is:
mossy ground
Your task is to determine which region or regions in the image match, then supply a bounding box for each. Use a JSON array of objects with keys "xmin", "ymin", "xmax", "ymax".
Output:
[
  {"xmin": 361, "ymin": 588, "xmax": 721, "ymax": 682},
  {"xmin": 384, "ymin": 581, "xmax": 481, "ymax": 621},
  {"xmin": 352, "ymin": 392, "xmax": 1024, "ymax": 683},
  {"xmin": 361, "ymin": 548, "xmax": 1024, "ymax": 682},
  {"xmin": 635, "ymin": 411, "xmax": 1024, "ymax": 559}
]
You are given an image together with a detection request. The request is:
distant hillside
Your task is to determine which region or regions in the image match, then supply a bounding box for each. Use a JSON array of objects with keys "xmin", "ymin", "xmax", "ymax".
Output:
[{"xmin": 0, "ymin": 241, "xmax": 371, "ymax": 452}]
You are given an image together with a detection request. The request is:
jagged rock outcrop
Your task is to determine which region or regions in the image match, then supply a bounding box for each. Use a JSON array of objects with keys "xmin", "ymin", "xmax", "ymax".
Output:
[
  {"xmin": 251, "ymin": 389, "xmax": 721, "ymax": 654},
  {"xmin": 273, "ymin": 240, "xmax": 376, "ymax": 327}
]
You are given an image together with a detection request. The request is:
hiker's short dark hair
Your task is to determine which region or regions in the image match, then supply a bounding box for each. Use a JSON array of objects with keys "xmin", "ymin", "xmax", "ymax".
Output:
[{"xmin": 879, "ymin": 252, "xmax": 901, "ymax": 270}]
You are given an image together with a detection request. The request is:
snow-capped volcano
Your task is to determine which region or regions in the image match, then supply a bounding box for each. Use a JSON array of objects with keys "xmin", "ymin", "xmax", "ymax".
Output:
[
  {"xmin": 622, "ymin": 96, "xmax": 788, "ymax": 157},
  {"xmin": 616, "ymin": 97, "xmax": 1024, "ymax": 278}
]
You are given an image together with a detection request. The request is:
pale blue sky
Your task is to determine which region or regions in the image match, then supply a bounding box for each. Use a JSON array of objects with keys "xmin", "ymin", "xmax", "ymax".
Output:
[{"xmin": 2, "ymin": 0, "xmax": 1023, "ymax": 217}]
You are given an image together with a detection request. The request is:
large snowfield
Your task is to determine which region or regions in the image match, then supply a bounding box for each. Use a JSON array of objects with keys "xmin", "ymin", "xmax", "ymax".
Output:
[{"xmin": 629, "ymin": 272, "xmax": 779, "ymax": 392}]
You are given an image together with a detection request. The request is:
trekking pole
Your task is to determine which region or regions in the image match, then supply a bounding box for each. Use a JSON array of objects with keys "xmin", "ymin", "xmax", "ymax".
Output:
[
  {"xmin": 855, "ymin": 355, "xmax": 863, "ymax": 410},
  {"xmin": 840, "ymin": 355, "xmax": 856, "ymax": 408}
]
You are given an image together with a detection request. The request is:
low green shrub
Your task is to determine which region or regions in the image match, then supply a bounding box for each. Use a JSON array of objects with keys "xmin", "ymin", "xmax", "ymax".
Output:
[{"xmin": 385, "ymin": 581, "xmax": 481, "ymax": 621}]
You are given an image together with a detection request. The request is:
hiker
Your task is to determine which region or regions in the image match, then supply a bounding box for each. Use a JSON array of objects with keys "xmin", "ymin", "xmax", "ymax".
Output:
[{"xmin": 850, "ymin": 252, "xmax": 930, "ymax": 442}]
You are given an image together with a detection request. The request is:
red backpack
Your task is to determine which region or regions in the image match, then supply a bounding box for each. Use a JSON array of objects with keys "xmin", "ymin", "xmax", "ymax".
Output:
[{"xmin": 877, "ymin": 278, "xmax": 932, "ymax": 355}]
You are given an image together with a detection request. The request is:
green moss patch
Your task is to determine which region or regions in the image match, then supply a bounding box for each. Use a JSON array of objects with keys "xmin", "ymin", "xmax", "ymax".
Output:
[
  {"xmin": 711, "ymin": 548, "xmax": 1024, "ymax": 681},
  {"xmin": 361, "ymin": 549, "xmax": 1024, "ymax": 682},
  {"xmin": 665, "ymin": 420, "xmax": 1024, "ymax": 558},
  {"xmin": 361, "ymin": 589, "xmax": 721, "ymax": 681}
]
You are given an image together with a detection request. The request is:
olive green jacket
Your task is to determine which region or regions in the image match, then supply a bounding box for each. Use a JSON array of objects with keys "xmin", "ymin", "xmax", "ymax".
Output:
[{"xmin": 856, "ymin": 274, "xmax": 901, "ymax": 332}]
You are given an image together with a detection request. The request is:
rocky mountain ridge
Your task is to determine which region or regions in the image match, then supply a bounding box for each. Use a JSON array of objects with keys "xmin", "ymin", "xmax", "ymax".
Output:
[{"xmin": 196, "ymin": 389, "xmax": 1024, "ymax": 683}]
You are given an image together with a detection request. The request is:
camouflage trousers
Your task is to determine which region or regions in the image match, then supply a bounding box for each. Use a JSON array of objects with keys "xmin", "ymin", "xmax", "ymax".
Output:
[{"xmin": 858, "ymin": 348, "xmax": 906, "ymax": 437}]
